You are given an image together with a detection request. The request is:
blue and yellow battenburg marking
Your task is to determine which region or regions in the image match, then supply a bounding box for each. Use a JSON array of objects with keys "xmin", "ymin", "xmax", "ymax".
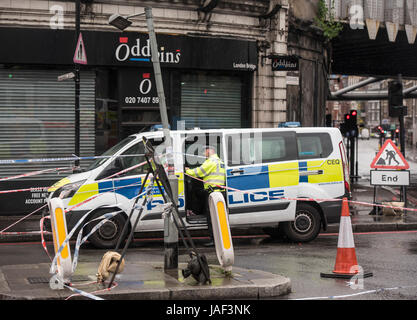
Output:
[
  {"xmin": 227, "ymin": 159, "xmax": 343, "ymax": 191},
  {"xmin": 65, "ymin": 160, "xmax": 342, "ymax": 208},
  {"xmin": 67, "ymin": 172, "xmax": 186, "ymax": 209}
]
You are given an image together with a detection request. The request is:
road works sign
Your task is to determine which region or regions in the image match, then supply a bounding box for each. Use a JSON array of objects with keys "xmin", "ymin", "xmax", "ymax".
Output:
[
  {"xmin": 370, "ymin": 170, "xmax": 410, "ymax": 186},
  {"xmin": 370, "ymin": 139, "xmax": 409, "ymax": 170},
  {"xmin": 73, "ymin": 32, "xmax": 87, "ymax": 65}
]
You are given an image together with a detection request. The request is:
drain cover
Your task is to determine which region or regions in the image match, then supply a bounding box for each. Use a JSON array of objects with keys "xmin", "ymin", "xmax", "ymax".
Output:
[{"xmin": 27, "ymin": 275, "xmax": 90, "ymax": 284}]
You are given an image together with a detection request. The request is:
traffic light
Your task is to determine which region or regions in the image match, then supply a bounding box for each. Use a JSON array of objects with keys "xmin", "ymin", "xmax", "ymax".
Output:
[
  {"xmin": 350, "ymin": 110, "xmax": 357, "ymax": 125},
  {"xmin": 340, "ymin": 122, "xmax": 346, "ymax": 136},
  {"xmin": 325, "ymin": 114, "xmax": 332, "ymax": 127},
  {"xmin": 388, "ymin": 80, "xmax": 406, "ymax": 117},
  {"xmin": 344, "ymin": 113, "xmax": 350, "ymax": 122},
  {"xmin": 340, "ymin": 113, "xmax": 350, "ymax": 137},
  {"xmin": 342, "ymin": 111, "xmax": 358, "ymax": 137},
  {"xmin": 349, "ymin": 110, "xmax": 358, "ymax": 137},
  {"xmin": 377, "ymin": 125, "xmax": 385, "ymax": 138}
]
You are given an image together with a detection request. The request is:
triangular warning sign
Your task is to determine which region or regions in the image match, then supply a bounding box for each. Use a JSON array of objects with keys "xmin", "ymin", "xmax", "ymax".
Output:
[
  {"xmin": 370, "ymin": 139, "xmax": 409, "ymax": 169},
  {"xmin": 73, "ymin": 33, "xmax": 87, "ymax": 65}
]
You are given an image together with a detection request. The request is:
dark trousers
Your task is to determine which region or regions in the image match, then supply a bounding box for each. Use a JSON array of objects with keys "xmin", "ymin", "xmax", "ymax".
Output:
[{"xmin": 195, "ymin": 188, "xmax": 226, "ymax": 239}]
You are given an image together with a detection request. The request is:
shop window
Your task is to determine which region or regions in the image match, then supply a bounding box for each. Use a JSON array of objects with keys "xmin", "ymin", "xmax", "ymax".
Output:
[{"xmin": 180, "ymin": 73, "xmax": 243, "ymax": 129}]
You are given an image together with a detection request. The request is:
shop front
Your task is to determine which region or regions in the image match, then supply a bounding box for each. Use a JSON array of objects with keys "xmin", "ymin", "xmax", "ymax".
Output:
[{"xmin": 0, "ymin": 27, "xmax": 257, "ymax": 215}]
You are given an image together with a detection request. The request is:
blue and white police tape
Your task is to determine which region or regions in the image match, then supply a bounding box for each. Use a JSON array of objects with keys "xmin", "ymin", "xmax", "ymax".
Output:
[
  {"xmin": 0, "ymin": 161, "xmax": 148, "ymax": 195},
  {"xmin": 72, "ymin": 182, "xmax": 153, "ymax": 272},
  {"xmin": 0, "ymin": 166, "xmax": 76, "ymax": 182},
  {"xmin": 49, "ymin": 182, "xmax": 154, "ymax": 275},
  {"xmin": 61, "ymin": 280, "xmax": 105, "ymax": 300},
  {"xmin": 71, "ymin": 209, "xmax": 124, "ymax": 272},
  {"xmin": 64, "ymin": 284, "xmax": 105, "ymax": 300},
  {"xmin": 71, "ymin": 179, "xmax": 155, "ymax": 274},
  {"xmin": 293, "ymin": 284, "xmax": 417, "ymax": 300},
  {"xmin": 50, "ymin": 205, "xmax": 98, "ymax": 274},
  {"xmin": 0, "ymin": 153, "xmax": 145, "ymax": 165}
]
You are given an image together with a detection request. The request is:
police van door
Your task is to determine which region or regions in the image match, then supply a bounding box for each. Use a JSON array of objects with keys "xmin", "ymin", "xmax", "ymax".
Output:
[
  {"xmin": 109, "ymin": 137, "xmax": 166, "ymax": 232},
  {"xmin": 225, "ymin": 130, "xmax": 298, "ymax": 226},
  {"xmin": 181, "ymin": 131, "xmax": 224, "ymax": 224}
]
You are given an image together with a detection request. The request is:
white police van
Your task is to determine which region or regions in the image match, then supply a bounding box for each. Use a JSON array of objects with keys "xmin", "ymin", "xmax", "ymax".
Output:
[{"xmin": 48, "ymin": 127, "xmax": 350, "ymax": 248}]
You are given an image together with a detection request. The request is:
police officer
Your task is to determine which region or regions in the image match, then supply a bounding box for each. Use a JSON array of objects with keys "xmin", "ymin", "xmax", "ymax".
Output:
[{"xmin": 185, "ymin": 145, "xmax": 226, "ymax": 246}]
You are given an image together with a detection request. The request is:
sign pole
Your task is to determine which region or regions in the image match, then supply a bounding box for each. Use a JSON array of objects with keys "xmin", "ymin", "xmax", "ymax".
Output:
[
  {"xmin": 74, "ymin": 0, "xmax": 81, "ymax": 169},
  {"xmin": 398, "ymin": 74, "xmax": 407, "ymax": 205},
  {"xmin": 370, "ymin": 138, "xmax": 410, "ymax": 216},
  {"xmin": 145, "ymin": 7, "xmax": 178, "ymax": 272}
]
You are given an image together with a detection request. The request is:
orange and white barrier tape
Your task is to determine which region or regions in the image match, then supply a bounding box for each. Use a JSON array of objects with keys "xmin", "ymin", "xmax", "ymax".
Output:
[
  {"xmin": 64, "ymin": 281, "xmax": 118, "ymax": 300},
  {"xmin": 0, "ymin": 167, "xmax": 77, "ymax": 182},
  {"xmin": 40, "ymin": 215, "xmax": 53, "ymax": 261},
  {"xmin": 184, "ymin": 173, "xmax": 417, "ymax": 213},
  {"xmin": 100, "ymin": 160, "xmax": 147, "ymax": 181},
  {"xmin": 0, "ymin": 186, "xmax": 50, "ymax": 195},
  {"xmin": 0, "ymin": 203, "xmax": 48, "ymax": 234},
  {"xmin": 0, "ymin": 161, "xmax": 147, "ymax": 195}
]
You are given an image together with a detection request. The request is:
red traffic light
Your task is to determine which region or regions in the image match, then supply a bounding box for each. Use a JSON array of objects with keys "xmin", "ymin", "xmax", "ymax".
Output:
[
  {"xmin": 351, "ymin": 110, "xmax": 357, "ymax": 116},
  {"xmin": 346, "ymin": 115, "xmax": 350, "ymax": 120},
  {"xmin": 395, "ymin": 129, "xmax": 400, "ymax": 133}
]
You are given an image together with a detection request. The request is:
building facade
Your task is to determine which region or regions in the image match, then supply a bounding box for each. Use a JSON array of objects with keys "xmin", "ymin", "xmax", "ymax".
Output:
[{"xmin": 0, "ymin": 0, "xmax": 329, "ymax": 215}]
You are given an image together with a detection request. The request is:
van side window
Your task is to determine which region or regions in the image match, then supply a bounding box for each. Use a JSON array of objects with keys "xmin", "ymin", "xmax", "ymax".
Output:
[
  {"xmin": 259, "ymin": 132, "xmax": 296, "ymax": 163},
  {"xmin": 297, "ymin": 133, "xmax": 333, "ymax": 159},
  {"xmin": 96, "ymin": 138, "xmax": 165, "ymax": 180},
  {"xmin": 96, "ymin": 142, "xmax": 146, "ymax": 180},
  {"xmin": 118, "ymin": 142, "xmax": 147, "ymax": 176},
  {"xmin": 183, "ymin": 133, "xmax": 223, "ymax": 168},
  {"xmin": 226, "ymin": 131, "xmax": 297, "ymax": 166}
]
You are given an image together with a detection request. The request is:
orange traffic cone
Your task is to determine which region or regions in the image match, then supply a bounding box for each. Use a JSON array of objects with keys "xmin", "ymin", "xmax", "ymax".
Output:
[{"xmin": 321, "ymin": 198, "xmax": 373, "ymax": 279}]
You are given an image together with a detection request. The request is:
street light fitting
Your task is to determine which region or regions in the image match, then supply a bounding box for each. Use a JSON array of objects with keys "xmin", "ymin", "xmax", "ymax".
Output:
[
  {"xmin": 108, "ymin": 12, "xmax": 146, "ymax": 31},
  {"xmin": 108, "ymin": 13, "xmax": 132, "ymax": 30}
]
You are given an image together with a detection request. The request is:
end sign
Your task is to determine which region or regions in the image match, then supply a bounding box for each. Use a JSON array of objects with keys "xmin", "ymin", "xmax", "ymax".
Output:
[{"xmin": 370, "ymin": 170, "xmax": 410, "ymax": 186}]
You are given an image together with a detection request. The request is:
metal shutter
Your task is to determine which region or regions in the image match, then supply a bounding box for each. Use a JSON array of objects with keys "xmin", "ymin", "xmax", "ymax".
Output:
[
  {"xmin": 180, "ymin": 74, "xmax": 242, "ymax": 129},
  {"xmin": 0, "ymin": 69, "xmax": 95, "ymax": 180}
]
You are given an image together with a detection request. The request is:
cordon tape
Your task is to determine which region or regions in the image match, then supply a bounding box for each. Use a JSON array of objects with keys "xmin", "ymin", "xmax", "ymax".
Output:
[
  {"xmin": 1, "ymin": 150, "xmax": 416, "ymax": 300},
  {"xmin": 292, "ymin": 284, "xmax": 417, "ymax": 300}
]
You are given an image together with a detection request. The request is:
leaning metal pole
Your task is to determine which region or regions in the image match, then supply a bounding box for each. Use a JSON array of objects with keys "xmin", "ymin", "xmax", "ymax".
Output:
[{"xmin": 145, "ymin": 7, "xmax": 179, "ymax": 271}]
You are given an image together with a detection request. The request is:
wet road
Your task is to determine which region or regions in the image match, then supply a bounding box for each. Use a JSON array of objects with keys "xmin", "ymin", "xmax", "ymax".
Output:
[
  {"xmin": 1, "ymin": 230, "xmax": 416, "ymax": 300},
  {"xmin": 236, "ymin": 231, "xmax": 417, "ymax": 300}
]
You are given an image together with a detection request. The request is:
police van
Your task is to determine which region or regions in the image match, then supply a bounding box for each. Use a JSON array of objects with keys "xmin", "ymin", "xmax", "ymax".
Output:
[{"xmin": 48, "ymin": 127, "xmax": 350, "ymax": 248}]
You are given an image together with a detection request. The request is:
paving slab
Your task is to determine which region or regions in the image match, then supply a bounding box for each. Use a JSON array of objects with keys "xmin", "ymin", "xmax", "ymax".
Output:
[{"xmin": 0, "ymin": 261, "xmax": 291, "ymax": 300}]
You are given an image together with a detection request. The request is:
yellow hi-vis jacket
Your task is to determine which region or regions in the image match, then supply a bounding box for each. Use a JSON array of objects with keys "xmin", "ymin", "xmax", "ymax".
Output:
[{"xmin": 186, "ymin": 154, "xmax": 225, "ymax": 190}]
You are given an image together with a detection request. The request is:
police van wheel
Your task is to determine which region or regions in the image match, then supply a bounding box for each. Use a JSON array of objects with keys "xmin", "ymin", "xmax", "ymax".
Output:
[
  {"xmin": 86, "ymin": 209, "xmax": 129, "ymax": 249},
  {"xmin": 282, "ymin": 203, "xmax": 321, "ymax": 242}
]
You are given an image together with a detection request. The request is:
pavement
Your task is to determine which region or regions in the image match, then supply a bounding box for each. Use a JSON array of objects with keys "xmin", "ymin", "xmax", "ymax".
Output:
[
  {"xmin": 0, "ymin": 261, "xmax": 291, "ymax": 300},
  {"xmin": 0, "ymin": 180, "xmax": 416, "ymax": 300}
]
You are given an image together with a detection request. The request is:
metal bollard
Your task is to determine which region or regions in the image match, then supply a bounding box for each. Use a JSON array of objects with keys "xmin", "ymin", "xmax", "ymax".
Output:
[
  {"xmin": 208, "ymin": 192, "xmax": 234, "ymax": 273},
  {"xmin": 164, "ymin": 174, "xmax": 179, "ymax": 271},
  {"xmin": 48, "ymin": 197, "xmax": 72, "ymax": 285}
]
